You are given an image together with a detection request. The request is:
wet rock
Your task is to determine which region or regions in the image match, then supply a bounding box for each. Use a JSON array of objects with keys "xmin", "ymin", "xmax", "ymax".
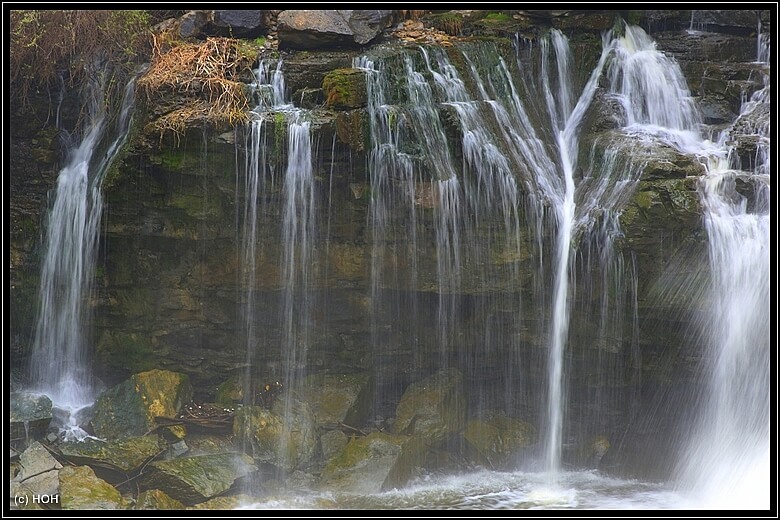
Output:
[
  {"xmin": 90, "ymin": 369, "xmax": 193, "ymax": 440},
  {"xmin": 463, "ymin": 413, "xmax": 536, "ymax": 469},
  {"xmin": 278, "ymin": 10, "xmax": 394, "ymax": 50},
  {"xmin": 393, "ymin": 368, "xmax": 465, "ymax": 445},
  {"xmin": 10, "ymin": 392, "xmax": 53, "ymax": 442},
  {"xmin": 184, "ymin": 434, "xmax": 239, "ymax": 456},
  {"xmin": 320, "ymin": 429, "xmax": 349, "ymax": 461},
  {"xmin": 167, "ymin": 439, "xmax": 190, "ymax": 458},
  {"xmin": 233, "ymin": 400, "xmax": 317, "ymax": 471},
  {"xmin": 13, "ymin": 441, "xmax": 62, "ymax": 481},
  {"xmin": 654, "ymin": 31, "xmax": 758, "ymax": 64},
  {"xmin": 141, "ymin": 453, "xmax": 256, "ymax": 504},
  {"xmin": 552, "ymin": 10, "xmax": 617, "ymax": 31},
  {"xmin": 59, "ymin": 436, "xmax": 162, "ymax": 474},
  {"xmin": 319, "ymin": 431, "xmax": 425, "ymax": 493},
  {"xmin": 333, "ymin": 111, "xmax": 366, "ymax": 151},
  {"xmin": 214, "ymin": 375, "xmax": 243, "ymax": 406},
  {"xmin": 578, "ymin": 435, "xmax": 611, "ymax": 468},
  {"xmin": 283, "ymin": 50, "xmax": 356, "ymax": 95},
  {"xmin": 59, "ymin": 465, "xmax": 126, "ymax": 510},
  {"xmin": 291, "ymin": 87, "xmax": 325, "ymax": 109},
  {"xmin": 10, "ymin": 470, "xmax": 59, "ymax": 510},
  {"xmin": 187, "ymin": 494, "xmax": 257, "ymax": 509},
  {"xmin": 687, "ymin": 10, "xmax": 764, "ymax": 36},
  {"xmin": 322, "ymin": 69, "xmax": 367, "ymax": 109},
  {"xmin": 10, "ymin": 441, "xmax": 62, "ymax": 504},
  {"xmin": 135, "ymin": 489, "xmax": 185, "ymax": 510},
  {"xmin": 300, "ymin": 373, "xmax": 373, "ymax": 427}
]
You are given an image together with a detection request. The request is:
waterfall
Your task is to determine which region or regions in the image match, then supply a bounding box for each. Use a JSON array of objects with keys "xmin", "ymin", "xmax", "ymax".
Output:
[
  {"xmin": 360, "ymin": 31, "xmax": 639, "ymax": 476},
  {"xmin": 278, "ymin": 112, "xmax": 316, "ymax": 424},
  {"xmin": 28, "ymin": 67, "xmax": 138, "ymax": 438},
  {"xmin": 608, "ymin": 24, "xmax": 770, "ymax": 508},
  {"xmin": 241, "ymin": 58, "xmax": 317, "ymax": 473}
]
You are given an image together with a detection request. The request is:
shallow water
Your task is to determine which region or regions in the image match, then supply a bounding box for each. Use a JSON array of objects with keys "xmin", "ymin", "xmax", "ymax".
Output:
[{"xmin": 237, "ymin": 470, "xmax": 707, "ymax": 510}]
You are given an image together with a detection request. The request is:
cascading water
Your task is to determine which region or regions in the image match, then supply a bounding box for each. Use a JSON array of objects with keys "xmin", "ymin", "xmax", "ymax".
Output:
[
  {"xmin": 359, "ymin": 30, "xmax": 643, "ymax": 486},
  {"xmin": 28, "ymin": 67, "xmax": 138, "ymax": 440},
  {"xmin": 240, "ymin": 58, "xmax": 289, "ymax": 401},
  {"xmin": 231, "ymin": 17, "xmax": 768, "ymax": 511},
  {"xmin": 607, "ymin": 24, "xmax": 770, "ymax": 509},
  {"xmin": 240, "ymin": 58, "xmax": 317, "ymax": 474}
]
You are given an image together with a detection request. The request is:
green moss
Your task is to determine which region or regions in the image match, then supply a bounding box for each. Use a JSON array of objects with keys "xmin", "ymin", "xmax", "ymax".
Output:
[
  {"xmin": 430, "ymin": 12, "xmax": 465, "ymax": 35},
  {"xmin": 59, "ymin": 465, "xmax": 127, "ymax": 509},
  {"xmin": 169, "ymin": 191, "xmax": 224, "ymax": 220},
  {"xmin": 622, "ymin": 10, "xmax": 643, "ymax": 26},
  {"xmin": 483, "ymin": 12, "xmax": 511, "ymax": 22},
  {"xmin": 98, "ymin": 331, "xmax": 156, "ymax": 374},
  {"xmin": 633, "ymin": 190, "xmax": 657, "ymax": 210},
  {"xmin": 322, "ymin": 69, "xmax": 367, "ymax": 109},
  {"xmin": 156, "ymin": 149, "xmax": 201, "ymax": 172},
  {"xmin": 215, "ymin": 375, "xmax": 243, "ymax": 405}
]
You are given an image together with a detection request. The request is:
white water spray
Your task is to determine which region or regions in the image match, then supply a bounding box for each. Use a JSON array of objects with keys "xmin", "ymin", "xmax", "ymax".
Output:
[{"xmin": 29, "ymin": 70, "xmax": 138, "ymax": 439}]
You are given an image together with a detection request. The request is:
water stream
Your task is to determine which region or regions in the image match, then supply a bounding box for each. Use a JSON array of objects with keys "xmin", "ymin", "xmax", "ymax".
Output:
[{"xmin": 28, "ymin": 67, "xmax": 138, "ymax": 440}]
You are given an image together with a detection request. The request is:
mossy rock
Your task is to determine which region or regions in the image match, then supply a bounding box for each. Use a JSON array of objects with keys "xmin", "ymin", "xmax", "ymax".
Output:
[
  {"xmin": 233, "ymin": 401, "xmax": 317, "ymax": 471},
  {"xmin": 90, "ymin": 369, "xmax": 193, "ymax": 440},
  {"xmin": 184, "ymin": 434, "xmax": 239, "ymax": 457},
  {"xmin": 11, "ymin": 441, "xmax": 62, "ymax": 503},
  {"xmin": 463, "ymin": 413, "xmax": 536, "ymax": 469},
  {"xmin": 322, "ymin": 69, "xmax": 367, "ymax": 109},
  {"xmin": 393, "ymin": 368, "xmax": 465, "ymax": 446},
  {"xmin": 300, "ymin": 373, "xmax": 373, "ymax": 428},
  {"xmin": 95, "ymin": 331, "xmax": 156, "ymax": 376},
  {"xmin": 186, "ymin": 494, "xmax": 258, "ymax": 509},
  {"xmin": 215, "ymin": 375, "xmax": 243, "ymax": 406},
  {"xmin": 135, "ymin": 489, "xmax": 185, "ymax": 510},
  {"xmin": 429, "ymin": 11, "xmax": 466, "ymax": 36},
  {"xmin": 59, "ymin": 465, "xmax": 127, "ymax": 510},
  {"xmin": 319, "ymin": 431, "xmax": 425, "ymax": 494},
  {"xmin": 334, "ymin": 110, "xmax": 367, "ymax": 151},
  {"xmin": 142, "ymin": 453, "xmax": 256, "ymax": 505},
  {"xmin": 59, "ymin": 436, "xmax": 162, "ymax": 474},
  {"xmin": 577, "ymin": 435, "xmax": 610, "ymax": 469}
]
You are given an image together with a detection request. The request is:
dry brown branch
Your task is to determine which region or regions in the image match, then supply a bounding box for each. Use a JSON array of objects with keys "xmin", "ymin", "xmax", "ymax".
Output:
[{"xmin": 137, "ymin": 36, "xmax": 253, "ymax": 144}]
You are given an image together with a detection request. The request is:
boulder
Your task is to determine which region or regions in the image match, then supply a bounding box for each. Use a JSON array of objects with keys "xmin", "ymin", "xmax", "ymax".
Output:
[
  {"xmin": 59, "ymin": 465, "xmax": 126, "ymax": 510},
  {"xmin": 463, "ymin": 413, "xmax": 536, "ymax": 469},
  {"xmin": 578, "ymin": 435, "xmax": 611, "ymax": 468},
  {"xmin": 278, "ymin": 10, "xmax": 393, "ymax": 49},
  {"xmin": 320, "ymin": 429, "xmax": 348, "ymax": 461},
  {"xmin": 300, "ymin": 373, "xmax": 373, "ymax": 427},
  {"xmin": 142, "ymin": 453, "xmax": 256, "ymax": 505},
  {"xmin": 211, "ymin": 10, "xmax": 268, "ymax": 37},
  {"xmin": 12, "ymin": 441, "xmax": 61, "ymax": 481},
  {"xmin": 233, "ymin": 400, "xmax": 317, "ymax": 471},
  {"xmin": 59, "ymin": 436, "xmax": 162, "ymax": 474},
  {"xmin": 90, "ymin": 369, "xmax": 193, "ymax": 440},
  {"xmin": 319, "ymin": 432, "xmax": 425, "ymax": 493},
  {"xmin": 178, "ymin": 10, "xmax": 211, "ymax": 39},
  {"xmin": 135, "ymin": 489, "xmax": 185, "ymax": 510},
  {"xmin": 393, "ymin": 368, "xmax": 465, "ymax": 445},
  {"xmin": 10, "ymin": 392, "xmax": 52, "ymax": 442},
  {"xmin": 214, "ymin": 375, "xmax": 243, "ymax": 406},
  {"xmin": 10, "ymin": 441, "xmax": 62, "ymax": 506}
]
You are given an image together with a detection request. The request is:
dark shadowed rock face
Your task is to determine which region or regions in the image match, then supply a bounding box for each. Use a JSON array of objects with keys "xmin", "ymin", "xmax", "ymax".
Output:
[{"xmin": 211, "ymin": 10, "xmax": 272, "ymax": 38}]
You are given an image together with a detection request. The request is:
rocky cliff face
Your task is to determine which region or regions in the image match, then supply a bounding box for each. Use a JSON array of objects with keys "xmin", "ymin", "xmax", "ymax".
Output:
[{"xmin": 9, "ymin": 9, "xmax": 770, "ymax": 479}]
